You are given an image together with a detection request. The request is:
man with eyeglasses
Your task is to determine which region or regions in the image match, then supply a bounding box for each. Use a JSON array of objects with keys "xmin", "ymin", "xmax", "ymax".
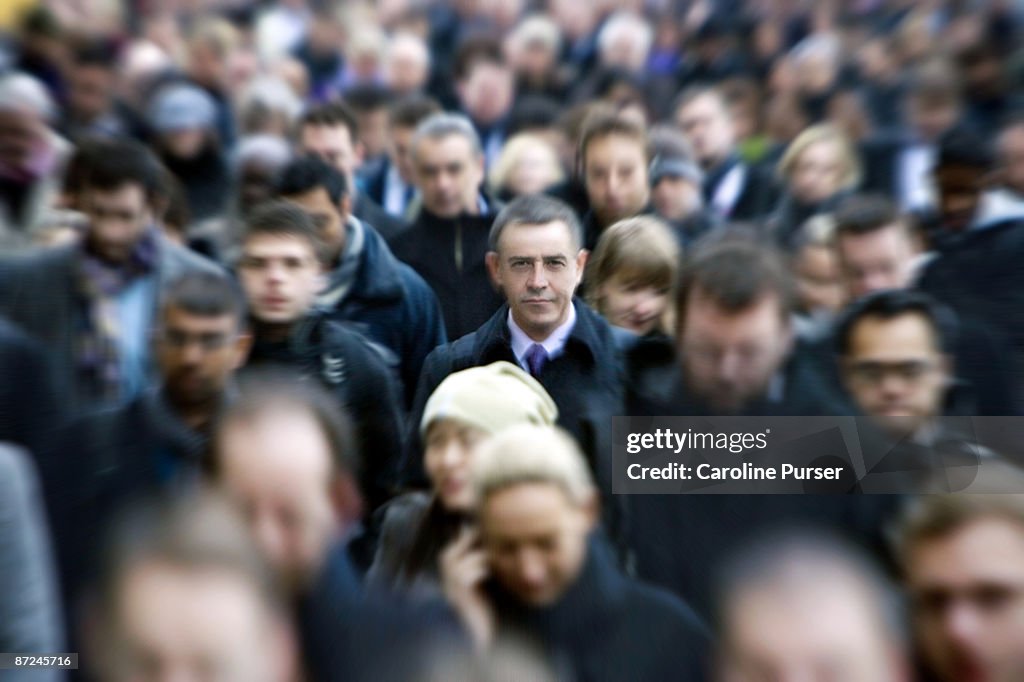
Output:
[
  {"xmin": 835, "ymin": 289, "xmax": 955, "ymax": 442},
  {"xmin": 51, "ymin": 271, "xmax": 252, "ymax": 605}
]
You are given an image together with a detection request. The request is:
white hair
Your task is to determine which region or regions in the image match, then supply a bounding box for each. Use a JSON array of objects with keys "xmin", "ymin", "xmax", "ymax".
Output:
[
  {"xmin": 239, "ymin": 76, "xmax": 305, "ymax": 124},
  {"xmin": 387, "ymin": 32, "xmax": 431, "ymax": 69},
  {"xmin": 233, "ymin": 134, "xmax": 293, "ymax": 171},
  {"xmin": 472, "ymin": 424, "xmax": 595, "ymax": 506},
  {"xmin": 0, "ymin": 72, "xmax": 55, "ymax": 121},
  {"xmin": 509, "ymin": 14, "xmax": 562, "ymax": 53},
  {"xmin": 597, "ymin": 11, "xmax": 653, "ymax": 66}
]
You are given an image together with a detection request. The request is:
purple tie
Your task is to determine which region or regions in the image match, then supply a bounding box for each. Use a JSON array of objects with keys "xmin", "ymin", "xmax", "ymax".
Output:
[{"xmin": 525, "ymin": 343, "xmax": 548, "ymax": 378}]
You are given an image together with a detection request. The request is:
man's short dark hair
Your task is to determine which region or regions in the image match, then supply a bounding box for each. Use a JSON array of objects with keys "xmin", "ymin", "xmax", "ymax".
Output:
[
  {"xmin": 833, "ymin": 289, "xmax": 958, "ymax": 357},
  {"xmin": 299, "ymin": 101, "xmax": 359, "ymax": 141},
  {"xmin": 276, "ymin": 155, "xmax": 349, "ymax": 205},
  {"xmin": 209, "ymin": 369, "xmax": 359, "ymax": 479},
  {"xmin": 578, "ymin": 111, "xmax": 649, "ymax": 170},
  {"xmin": 937, "ymin": 127, "xmax": 994, "ymax": 171},
  {"xmin": 163, "ymin": 272, "xmax": 247, "ymax": 329},
  {"xmin": 676, "ymin": 235, "xmax": 794, "ymax": 329},
  {"xmin": 453, "ymin": 36, "xmax": 505, "ymax": 82},
  {"xmin": 833, "ymin": 194, "xmax": 907, "ymax": 239},
  {"xmin": 488, "ymin": 195, "xmax": 584, "ymax": 252},
  {"xmin": 388, "ymin": 94, "xmax": 443, "ymax": 129},
  {"xmin": 507, "ymin": 96, "xmax": 562, "ymax": 137},
  {"xmin": 79, "ymin": 138, "xmax": 163, "ymax": 203},
  {"xmin": 242, "ymin": 200, "xmax": 326, "ymax": 264},
  {"xmin": 343, "ymin": 83, "xmax": 394, "ymax": 114}
]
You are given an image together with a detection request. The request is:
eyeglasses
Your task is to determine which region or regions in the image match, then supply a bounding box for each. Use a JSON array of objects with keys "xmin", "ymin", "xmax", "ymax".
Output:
[
  {"xmin": 845, "ymin": 360, "xmax": 941, "ymax": 386},
  {"xmin": 157, "ymin": 330, "xmax": 234, "ymax": 351}
]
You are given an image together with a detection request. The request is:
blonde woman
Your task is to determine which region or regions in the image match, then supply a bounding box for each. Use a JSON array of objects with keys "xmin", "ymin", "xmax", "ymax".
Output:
[
  {"xmin": 488, "ymin": 133, "xmax": 565, "ymax": 200},
  {"xmin": 770, "ymin": 124, "xmax": 861, "ymax": 248},
  {"xmin": 585, "ymin": 215, "xmax": 680, "ymax": 338}
]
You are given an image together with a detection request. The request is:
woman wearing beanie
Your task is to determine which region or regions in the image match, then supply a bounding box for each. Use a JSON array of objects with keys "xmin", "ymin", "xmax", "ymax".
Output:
[{"xmin": 368, "ymin": 361, "xmax": 557, "ymax": 598}]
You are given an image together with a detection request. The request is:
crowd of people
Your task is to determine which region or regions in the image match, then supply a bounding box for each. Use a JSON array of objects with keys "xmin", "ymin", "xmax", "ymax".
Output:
[{"xmin": 4, "ymin": 0, "xmax": 1024, "ymax": 680}]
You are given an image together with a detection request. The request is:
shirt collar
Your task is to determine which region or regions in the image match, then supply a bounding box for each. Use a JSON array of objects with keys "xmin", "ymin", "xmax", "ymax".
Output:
[{"xmin": 508, "ymin": 303, "xmax": 577, "ymax": 366}]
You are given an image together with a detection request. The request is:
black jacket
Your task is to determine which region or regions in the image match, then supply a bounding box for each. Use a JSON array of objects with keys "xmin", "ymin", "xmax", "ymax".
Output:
[
  {"xmin": 702, "ymin": 155, "xmax": 778, "ymax": 223},
  {"xmin": 401, "ymin": 301, "xmax": 629, "ymax": 557},
  {"xmin": 299, "ymin": 540, "xmax": 466, "ymax": 682},
  {"xmin": 488, "ymin": 536, "xmax": 710, "ymax": 682},
  {"xmin": 353, "ymin": 191, "xmax": 408, "ymax": 243},
  {"xmin": 321, "ymin": 218, "xmax": 448, "ymax": 407},
  {"xmin": 246, "ymin": 312, "xmax": 405, "ymax": 510},
  {"xmin": 624, "ymin": 335, "xmax": 897, "ymax": 620},
  {"xmin": 391, "ymin": 206, "xmax": 504, "ymax": 340},
  {"xmin": 403, "ymin": 300, "xmax": 625, "ymax": 491},
  {"xmin": 917, "ymin": 219, "xmax": 1024, "ymax": 412}
]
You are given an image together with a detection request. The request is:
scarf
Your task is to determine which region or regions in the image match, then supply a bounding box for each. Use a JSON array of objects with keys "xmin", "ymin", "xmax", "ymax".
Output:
[{"xmin": 75, "ymin": 229, "xmax": 160, "ymax": 404}]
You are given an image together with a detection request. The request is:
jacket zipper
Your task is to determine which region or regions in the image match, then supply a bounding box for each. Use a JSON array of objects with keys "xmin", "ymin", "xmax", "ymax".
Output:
[{"xmin": 454, "ymin": 220, "xmax": 463, "ymax": 273}]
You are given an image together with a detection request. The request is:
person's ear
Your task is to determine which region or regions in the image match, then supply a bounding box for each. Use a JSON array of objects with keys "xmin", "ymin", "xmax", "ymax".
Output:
[
  {"xmin": 354, "ymin": 140, "xmax": 366, "ymax": 169},
  {"xmin": 339, "ymin": 194, "xmax": 353, "ymax": 218},
  {"xmin": 581, "ymin": 490, "xmax": 600, "ymax": 532},
  {"xmin": 329, "ymin": 474, "xmax": 364, "ymax": 530},
  {"xmin": 231, "ymin": 331, "xmax": 253, "ymax": 368},
  {"xmin": 574, "ymin": 249, "xmax": 589, "ymax": 288},
  {"xmin": 940, "ymin": 353, "xmax": 955, "ymax": 387},
  {"xmin": 486, "ymin": 251, "xmax": 502, "ymax": 289}
]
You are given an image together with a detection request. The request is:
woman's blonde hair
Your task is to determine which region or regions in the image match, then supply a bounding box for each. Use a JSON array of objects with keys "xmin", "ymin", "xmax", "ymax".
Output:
[
  {"xmin": 586, "ymin": 214, "xmax": 679, "ymax": 296},
  {"xmin": 488, "ymin": 133, "xmax": 565, "ymax": 196},
  {"xmin": 777, "ymin": 123, "xmax": 861, "ymax": 191}
]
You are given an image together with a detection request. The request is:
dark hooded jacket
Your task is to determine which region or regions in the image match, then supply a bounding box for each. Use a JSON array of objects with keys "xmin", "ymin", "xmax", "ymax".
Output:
[
  {"xmin": 487, "ymin": 537, "xmax": 710, "ymax": 682},
  {"xmin": 246, "ymin": 311, "xmax": 405, "ymax": 510},
  {"xmin": 391, "ymin": 205, "xmax": 504, "ymax": 340},
  {"xmin": 319, "ymin": 217, "xmax": 447, "ymax": 407}
]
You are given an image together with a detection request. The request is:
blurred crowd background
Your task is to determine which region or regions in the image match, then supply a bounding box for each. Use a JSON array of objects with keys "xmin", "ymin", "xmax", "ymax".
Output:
[{"xmin": 4, "ymin": 0, "xmax": 1024, "ymax": 680}]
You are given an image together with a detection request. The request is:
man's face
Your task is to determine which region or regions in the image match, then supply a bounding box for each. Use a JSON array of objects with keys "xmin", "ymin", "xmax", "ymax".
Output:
[
  {"xmin": 300, "ymin": 123, "xmax": 361, "ymax": 184},
  {"xmin": 82, "ymin": 183, "xmax": 154, "ymax": 264},
  {"xmin": 722, "ymin": 578, "xmax": 907, "ymax": 682},
  {"xmin": 389, "ymin": 124, "xmax": 417, "ymax": 185},
  {"xmin": 790, "ymin": 139, "xmax": 845, "ymax": 205},
  {"xmin": 487, "ymin": 220, "xmax": 586, "ymax": 341},
  {"xmin": 480, "ymin": 482, "xmax": 594, "ymax": 607},
  {"xmin": 935, "ymin": 163, "xmax": 984, "ymax": 233},
  {"xmin": 842, "ymin": 313, "xmax": 950, "ymax": 438},
  {"xmin": 908, "ymin": 517, "xmax": 1024, "ymax": 682},
  {"xmin": 836, "ymin": 225, "xmax": 918, "ymax": 300},
  {"xmin": 997, "ymin": 126, "xmax": 1024, "ymax": 196},
  {"xmin": 68, "ymin": 64, "xmax": 114, "ymax": 122},
  {"xmin": 216, "ymin": 410, "xmax": 342, "ymax": 591},
  {"xmin": 237, "ymin": 234, "xmax": 322, "ymax": 327},
  {"xmin": 652, "ymin": 175, "xmax": 702, "ymax": 221},
  {"xmin": 282, "ymin": 187, "xmax": 348, "ymax": 265},
  {"xmin": 0, "ymin": 107, "xmax": 45, "ymax": 172},
  {"xmin": 598, "ymin": 274, "xmax": 669, "ymax": 336},
  {"xmin": 156, "ymin": 307, "xmax": 249, "ymax": 410},
  {"xmin": 678, "ymin": 293, "xmax": 793, "ymax": 413},
  {"xmin": 676, "ymin": 94, "xmax": 735, "ymax": 168},
  {"xmin": 356, "ymin": 107, "xmax": 390, "ymax": 160},
  {"xmin": 583, "ymin": 133, "xmax": 650, "ymax": 227},
  {"xmin": 907, "ymin": 97, "xmax": 959, "ymax": 143},
  {"xmin": 238, "ymin": 161, "xmax": 278, "ymax": 216},
  {"xmin": 413, "ymin": 134, "xmax": 485, "ymax": 218},
  {"xmin": 109, "ymin": 562, "xmax": 293, "ymax": 682},
  {"xmin": 457, "ymin": 61, "xmax": 514, "ymax": 127},
  {"xmin": 424, "ymin": 418, "xmax": 488, "ymax": 512}
]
